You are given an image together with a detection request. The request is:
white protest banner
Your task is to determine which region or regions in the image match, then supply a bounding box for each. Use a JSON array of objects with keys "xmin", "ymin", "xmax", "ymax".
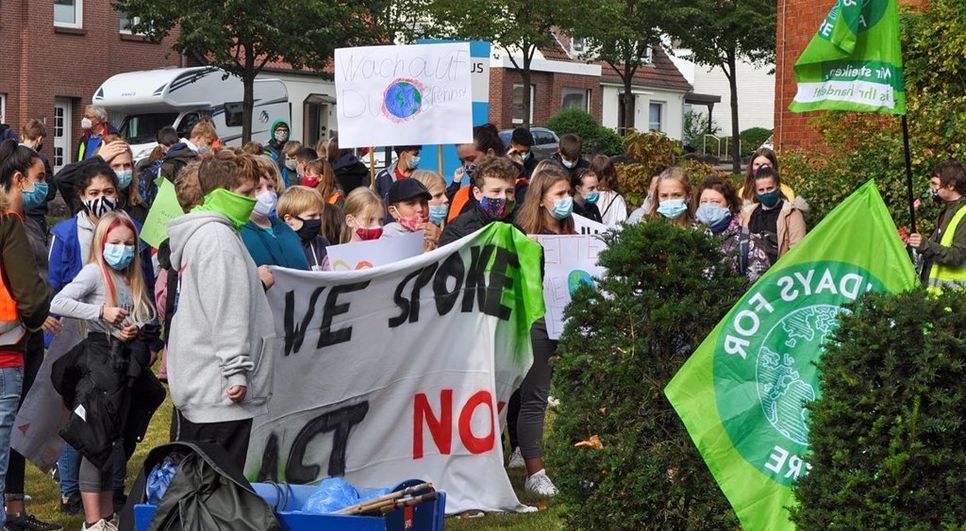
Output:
[
  {"xmin": 12, "ymin": 318, "xmax": 84, "ymax": 471},
  {"xmin": 335, "ymin": 43, "xmax": 474, "ymax": 148},
  {"xmin": 326, "ymin": 231, "xmax": 424, "ymax": 271},
  {"xmin": 246, "ymin": 224, "xmax": 545, "ymax": 514},
  {"xmin": 573, "ymin": 213, "xmax": 611, "ymax": 235},
  {"xmin": 532, "ymin": 234, "xmax": 607, "ymax": 340}
]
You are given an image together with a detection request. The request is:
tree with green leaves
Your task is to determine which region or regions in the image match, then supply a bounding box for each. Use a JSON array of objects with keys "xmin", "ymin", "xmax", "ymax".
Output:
[
  {"xmin": 666, "ymin": 0, "xmax": 775, "ymax": 173},
  {"xmin": 426, "ymin": 0, "xmax": 560, "ymax": 128},
  {"xmin": 569, "ymin": 0, "xmax": 663, "ymax": 135},
  {"xmin": 112, "ymin": 0, "xmax": 393, "ymax": 142}
]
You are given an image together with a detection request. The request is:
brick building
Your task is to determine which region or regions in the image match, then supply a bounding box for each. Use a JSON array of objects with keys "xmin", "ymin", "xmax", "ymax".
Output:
[
  {"xmin": 0, "ymin": 1, "xmax": 181, "ymax": 171},
  {"xmin": 773, "ymin": 0, "xmax": 927, "ymax": 151}
]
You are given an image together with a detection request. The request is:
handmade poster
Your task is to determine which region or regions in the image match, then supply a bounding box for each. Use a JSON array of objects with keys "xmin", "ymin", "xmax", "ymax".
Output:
[
  {"xmin": 531, "ymin": 234, "xmax": 607, "ymax": 340},
  {"xmin": 573, "ymin": 213, "xmax": 611, "ymax": 235},
  {"xmin": 247, "ymin": 225, "xmax": 545, "ymax": 514},
  {"xmin": 335, "ymin": 43, "xmax": 474, "ymax": 148},
  {"xmin": 326, "ymin": 231, "xmax": 424, "ymax": 271},
  {"xmin": 140, "ymin": 178, "xmax": 183, "ymax": 248}
]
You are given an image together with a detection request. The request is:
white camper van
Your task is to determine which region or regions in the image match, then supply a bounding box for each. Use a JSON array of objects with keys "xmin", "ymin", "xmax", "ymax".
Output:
[{"xmin": 93, "ymin": 66, "xmax": 290, "ymax": 161}]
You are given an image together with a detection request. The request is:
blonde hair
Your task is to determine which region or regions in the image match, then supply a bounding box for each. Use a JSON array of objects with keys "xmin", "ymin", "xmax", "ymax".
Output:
[
  {"xmin": 89, "ymin": 211, "xmax": 155, "ymax": 325},
  {"xmin": 340, "ymin": 187, "xmax": 384, "ymax": 243},
  {"xmin": 99, "ymin": 134, "xmax": 144, "ymax": 208},
  {"xmin": 647, "ymin": 166, "xmax": 694, "ymax": 225},
  {"xmin": 411, "ymin": 170, "xmax": 446, "ymax": 194},
  {"xmin": 278, "ymin": 185, "xmax": 324, "ymax": 219},
  {"xmin": 253, "ymin": 154, "xmax": 285, "ymax": 192},
  {"xmin": 190, "ymin": 120, "xmax": 218, "ymax": 143}
]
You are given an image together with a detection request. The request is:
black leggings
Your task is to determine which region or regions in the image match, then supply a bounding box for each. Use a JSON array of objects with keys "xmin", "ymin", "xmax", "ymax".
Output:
[
  {"xmin": 516, "ymin": 319, "xmax": 555, "ymax": 460},
  {"xmin": 4, "ymin": 331, "xmax": 43, "ymax": 502}
]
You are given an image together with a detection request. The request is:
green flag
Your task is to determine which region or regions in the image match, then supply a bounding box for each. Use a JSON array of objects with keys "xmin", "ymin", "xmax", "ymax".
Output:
[
  {"xmin": 664, "ymin": 181, "xmax": 917, "ymax": 530},
  {"xmin": 789, "ymin": 0, "xmax": 905, "ymax": 114}
]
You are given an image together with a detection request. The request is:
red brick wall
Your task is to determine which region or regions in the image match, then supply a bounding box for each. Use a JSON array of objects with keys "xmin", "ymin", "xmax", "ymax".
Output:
[
  {"xmin": 0, "ymin": 2, "xmax": 180, "ymax": 162},
  {"xmin": 774, "ymin": 0, "xmax": 927, "ymax": 152},
  {"xmin": 488, "ymin": 68, "xmax": 602, "ymax": 130}
]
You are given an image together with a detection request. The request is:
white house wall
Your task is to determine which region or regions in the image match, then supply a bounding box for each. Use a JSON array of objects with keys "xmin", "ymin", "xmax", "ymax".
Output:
[
  {"xmin": 670, "ymin": 52, "xmax": 775, "ymax": 133},
  {"xmin": 258, "ymin": 72, "xmax": 337, "ymax": 144},
  {"xmin": 600, "ymin": 86, "xmax": 686, "ymax": 140}
]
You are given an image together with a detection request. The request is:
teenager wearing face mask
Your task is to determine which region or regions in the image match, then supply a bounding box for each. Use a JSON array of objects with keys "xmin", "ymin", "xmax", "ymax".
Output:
[
  {"xmin": 571, "ymin": 168, "xmax": 603, "ymax": 223},
  {"xmin": 438, "ymin": 156, "xmax": 517, "ymax": 247},
  {"xmin": 339, "ymin": 188, "xmax": 385, "ymax": 244},
  {"xmin": 0, "ymin": 140, "xmax": 55, "ymax": 531},
  {"xmin": 740, "ymin": 167, "xmax": 806, "ymax": 265},
  {"xmin": 412, "ymin": 171, "xmax": 450, "ymax": 229},
  {"xmin": 49, "ymin": 211, "xmax": 161, "ymax": 531},
  {"xmin": 695, "ymin": 176, "xmax": 771, "ymax": 283},
  {"xmin": 590, "ymin": 155, "xmax": 628, "ymax": 226},
  {"xmin": 159, "ymin": 121, "xmax": 218, "ymax": 184},
  {"xmin": 239, "ymin": 157, "xmax": 309, "ymax": 270},
  {"xmin": 301, "ymin": 159, "xmax": 345, "ymax": 207},
  {"xmin": 511, "ymin": 163, "xmax": 576, "ymax": 497},
  {"xmin": 447, "ymin": 124, "xmax": 505, "ymax": 221},
  {"xmin": 738, "ymin": 147, "xmax": 801, "ymax": 208},
  {"xmin": 380, "ymin": 179, "xmax": 441, "ymax": 252},
  {"xmin": 647, "ymin": 167, "xmax": 695, "ymax": 228},
  {"xmin": 265, "ymin": 120, "xmax": 291, "ymax": 162},
  {"xmin": 552, "ymin": 134, "xmax": 591, "ymax": 180},
  {"xmin": 375, "ymin": 145, "xmax": 421, "ymax": 204},
  {"xmin": 279, "ymin": 141, "xmax": 303, "ymax": 187},
  {"xmin": 907, "ymin": 160, "xmax": 966, "ymax": 292},
  {"xmin": 96, "ymin": 135, "xmax": 149, "ymax": 224},
  {"xmin": 277, "ymin": 186, "xmax": 330, "ymax": 271},
  {"xmin": 18, "ymin": 120, "xmax": 56, "ymax": 235}
]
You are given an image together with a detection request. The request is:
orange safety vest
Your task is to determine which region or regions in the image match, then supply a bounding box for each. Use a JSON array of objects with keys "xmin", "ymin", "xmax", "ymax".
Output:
[
  {"xmin": 0, "ymin": 212, "xmax": 26, "ymax": 346},
  {"xmin": 448, "ymin": 186, "xmax": 471, "ymax": 223}
]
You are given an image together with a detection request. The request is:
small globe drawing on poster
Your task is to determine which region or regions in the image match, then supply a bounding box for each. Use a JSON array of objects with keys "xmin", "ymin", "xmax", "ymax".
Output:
[{"xmin": 383, "ymin": 79, "xmax": 424, "ymax": 122}]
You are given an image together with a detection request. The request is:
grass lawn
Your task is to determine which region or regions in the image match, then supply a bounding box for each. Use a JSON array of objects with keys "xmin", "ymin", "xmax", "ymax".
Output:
[{"xmin": 18, "ymin": 394, "xmax": 564, "ymax": 530}]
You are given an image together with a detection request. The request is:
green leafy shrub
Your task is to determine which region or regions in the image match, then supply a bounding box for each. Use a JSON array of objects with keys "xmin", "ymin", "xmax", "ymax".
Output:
[
  {"xmin": 781, "ymin": 0, "xmax": 966, "ymax": 232},
  {"xmin": 617, "ymin": 130, "xmax": 721, "ymax": 208},
  {"xmin": 545, "ymin": 108, "xmax": 625, "ymax": 156},
  {"xmin": 739, "ymin": 127, "xmax": 771, "ymax": 159},
  {"xmin": 683, "ymin": 110, "xmax": 720, "ymax": 149},
  {"xmin": 791, "ymin": 289, "xmax": 966, "ymax": 530},
  {"xmin": 547, "ymin": 221, "xmax": 745, "ymax": 530}
]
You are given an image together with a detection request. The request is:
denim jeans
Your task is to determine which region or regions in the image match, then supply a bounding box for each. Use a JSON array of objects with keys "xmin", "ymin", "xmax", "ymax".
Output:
[
  {"xmin": 58, "ymin": 444, "xmax": 81, "ymax": 499},
  {"xmin": 0, "ymin": 367, "xmax": 25, "ymax": 525}
]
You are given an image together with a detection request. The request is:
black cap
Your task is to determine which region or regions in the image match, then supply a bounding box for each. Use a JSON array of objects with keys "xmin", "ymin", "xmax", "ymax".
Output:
[
  {"xmin": 511, "ymin": 127, "xmax": 534, "ymax": 147},
  {"xmin": 387, "ymin": 178, "xmax": 432, "ymax": 205}
]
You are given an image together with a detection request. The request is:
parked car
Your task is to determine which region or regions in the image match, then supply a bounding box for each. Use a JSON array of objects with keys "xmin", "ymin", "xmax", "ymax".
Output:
[{"xmin": 499, "ymin": 127, "xmax": 560, "ymax": 160}]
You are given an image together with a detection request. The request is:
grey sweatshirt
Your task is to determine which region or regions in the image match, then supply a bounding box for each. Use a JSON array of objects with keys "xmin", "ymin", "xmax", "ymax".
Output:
[
  {"xmin": 166, "ymin": 211, "xmax": 274, "ymax": 423},
  {"xmin": 50, "ymin": 263, "xmax": 137, "ymax": 337}
]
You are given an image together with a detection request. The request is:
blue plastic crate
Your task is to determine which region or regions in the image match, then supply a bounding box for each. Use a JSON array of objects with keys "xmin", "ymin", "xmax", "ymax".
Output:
[{"xmin": 134, "ymin": 479, "xmax": 445, "ymax": 531}]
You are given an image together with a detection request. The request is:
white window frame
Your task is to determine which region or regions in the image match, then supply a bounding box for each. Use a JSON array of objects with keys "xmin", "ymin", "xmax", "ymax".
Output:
[
  {"xmin": 649, "ymin": 101, "xmax": 665, "ymax": 132},
  {"xmin": 561, "ymin": 88, "xmax": 590, "ymax": 112},
  {"xmin": 0, "ymin": 94, "xmax": 6, "ymax": 124},
  {"xmin": 511, "ymin": 84, "xmax": 535, "ymax": 125},
  {"xmin": 118, "ymin": 11, "xmax": 143, "ymax": 35},
  {"xmin": 53, "ymin": 0, "xmax": 83, "ymax": 29}
]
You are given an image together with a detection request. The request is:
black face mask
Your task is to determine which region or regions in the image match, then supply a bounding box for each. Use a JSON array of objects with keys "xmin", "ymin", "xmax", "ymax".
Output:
[{"xmin": 295, "ymin": 218, "xmax": 323, "ymax": 242}]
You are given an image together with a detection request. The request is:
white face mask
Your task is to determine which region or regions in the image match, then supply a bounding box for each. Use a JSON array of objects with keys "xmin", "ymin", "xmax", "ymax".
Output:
[
  {"xmin": 81, "ymin": 117, "xmax": 93, "ymax": 130},
  {"xmin": 253, "ymin": 191, "xmax": 278, "ymax": 217}
]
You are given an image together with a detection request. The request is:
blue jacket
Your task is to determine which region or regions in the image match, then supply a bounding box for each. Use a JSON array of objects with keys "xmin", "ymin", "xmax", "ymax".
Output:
[
  {"xmin": 48, "ymin": 215, "xmax": 155, "ymax": 296},
  {"xmin": 241, "ymin": 218, "xmax": 309, "ymax": 270}
]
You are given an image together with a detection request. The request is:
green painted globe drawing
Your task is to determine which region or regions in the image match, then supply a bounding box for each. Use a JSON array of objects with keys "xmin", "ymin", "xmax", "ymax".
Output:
[
  {"xmin": 383, "ymin": 80, "xmax": 422, "ymax": 120},
  {"xmin": 756, "ymin": 304, "xmax": 839, "ymax": 446}
]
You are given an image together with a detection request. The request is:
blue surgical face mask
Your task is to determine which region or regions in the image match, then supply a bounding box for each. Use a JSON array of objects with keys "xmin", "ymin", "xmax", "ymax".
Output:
[
  {"xmin": 22, "ymin": 181, "xmax": 49, "ymax": 209},
  {"xmin": 116, "ymin": 169, "xmax": 133, "ymax": 190},
  {"xmin": 584, "ymin": 191, "xmax": 600, "ymax": 204},
  {"xmin": 408, "ymin": 155, "xmax": 421, "ymax": 170},
  {"xmin": 561, "ymin": 158, "xmax": 576, "ymax": 169},
  {"xmin": 696, "ymin": 204, "xmax": 732, "ymax": 233},
  {"xmin": 757, "ymin": 189, "xmax": 781, "ymax": 208},
  {"xmin": 657, "ymin": 198, "xmax": 688, "ymax": 220},
  {"xmin": 428, "ymin": 203, "xmax": 449, "ymax": 225},
  {"xmin": 550, "ymin": 196, "xmax": 573, "ymax": 220},
  {"xmin": 103, "ymin": 243, "xmax": 135, "ymax": 270}
]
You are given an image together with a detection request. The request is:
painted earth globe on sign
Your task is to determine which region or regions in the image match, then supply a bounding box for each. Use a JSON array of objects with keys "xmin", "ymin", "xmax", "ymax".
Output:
[
  {"xmin": 383, "ymin": 80, "xmax": 423, "ymax": 121},
  {"xmin": 756, "ymin": 304, "xmax": 838, "ymax": 446}
]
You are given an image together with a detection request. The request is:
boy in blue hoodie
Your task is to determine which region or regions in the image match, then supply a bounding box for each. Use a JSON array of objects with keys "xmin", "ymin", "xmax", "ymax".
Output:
[{"xmin": 165, "ymin": 152, "xmax": 274, "ymax": 468}]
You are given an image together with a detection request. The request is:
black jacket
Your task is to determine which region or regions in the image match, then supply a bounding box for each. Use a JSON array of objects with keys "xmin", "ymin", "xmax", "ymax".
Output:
[
  {"xmin": 439, "ymin": 205, "xmax": 492, "ymax": 247},
  {"xmin": 573, "ymin": 199, "xmax": 603, "ymax": 223},
  {"xmin": 51, "ymin": 331, "xmax": 164, "ymax": 467},
  {"xmin": 158, "ymin": 143, "xmax": 198, "ymax": 183},
  {"xmin": 53, "ymin": 157, "xmax": 116, "ymax": 215},
  {"xmin": 333, "ymin": 154, "xmax": 371, "ymax": 195}
]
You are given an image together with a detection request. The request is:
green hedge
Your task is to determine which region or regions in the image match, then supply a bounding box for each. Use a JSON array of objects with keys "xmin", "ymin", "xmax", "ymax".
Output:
[
  {"xmin": 545, "ymin": 108, "xmax": 625, "ymax": 157},
  {"xmin": 547, "ymin": 221, "xmax": 745, "ymax": 530},
  {"xmin": 791, "ymin": 289, "xmax": 966, "ymax": 529}
]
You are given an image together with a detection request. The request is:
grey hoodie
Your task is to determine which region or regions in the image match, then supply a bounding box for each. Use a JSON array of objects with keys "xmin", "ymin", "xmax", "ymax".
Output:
[{"xmin": 166, "ymin": 211, "xmax": 274, "ymax": 423}]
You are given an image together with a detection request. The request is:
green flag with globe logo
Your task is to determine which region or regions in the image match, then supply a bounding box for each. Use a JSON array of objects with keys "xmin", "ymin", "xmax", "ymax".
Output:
[
  {"xmin": 789, "ymin": 0, "xmax": 905, "ymax": 114},
  {"xmin": 665, "ymin": 180, "xmax": 917, "ymax": 530}
]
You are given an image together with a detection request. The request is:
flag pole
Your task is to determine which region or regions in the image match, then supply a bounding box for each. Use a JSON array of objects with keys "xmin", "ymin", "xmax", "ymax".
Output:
[{"xmin": 901, "ymin": 115, "xmax": 917, "ymax": 234}]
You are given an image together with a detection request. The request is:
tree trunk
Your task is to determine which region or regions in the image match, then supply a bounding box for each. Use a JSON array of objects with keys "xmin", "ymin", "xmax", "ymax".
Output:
[
  {"xmin": 622, "ymin": 67, "xmax": 634, "ymax": 135},
  {"xmin": 522, "ymin": 47, "xmax": 533, "ymax": 129},
  {"xmin": 727, "ymin": 49, "xmax": 740, "ymax": 175},
  {"xmin": 242, "ymin": 44, "xmax": 256, "ymax": 143}
]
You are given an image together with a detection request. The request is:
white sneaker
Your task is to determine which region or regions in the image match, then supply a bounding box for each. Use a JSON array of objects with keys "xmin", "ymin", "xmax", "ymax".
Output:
[
  {"xmin": 507, "ymin": 447, "xmax": 525, "ymax": 469},
  {"xmin": 524, "ymin": 468, "xmax": 558, "ymax": 496},
  {"xmin": 547, "ymin": 395, "xmax": 561, "ymax": 408},
  {"xmin": 81, "ymin": 519, "xmax": 110, "ymax": 531}
]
